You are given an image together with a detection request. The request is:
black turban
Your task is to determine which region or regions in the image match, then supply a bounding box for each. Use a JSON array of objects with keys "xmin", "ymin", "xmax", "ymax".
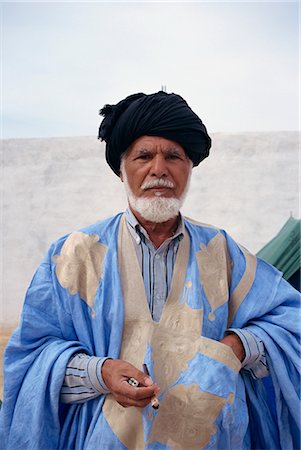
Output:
[{"xmin": 98, "ymin": 91, "xmax": 211, "ymax": 176}]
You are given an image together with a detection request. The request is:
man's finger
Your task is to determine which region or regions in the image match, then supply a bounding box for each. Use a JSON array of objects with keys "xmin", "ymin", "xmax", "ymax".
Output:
[
  {"xmin": 115, "ymin": 393, "xmax": 154, "ymax": 409},
  {"xmin": 120, "ymin": 380, "xmax": 158, "ymax": 400},
  {"xmin": 122, "ymin": 366, "xmax": 153, "ymax": 388}
]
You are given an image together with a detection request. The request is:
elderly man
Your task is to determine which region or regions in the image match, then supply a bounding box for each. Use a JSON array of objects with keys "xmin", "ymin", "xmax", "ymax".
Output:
[{"xmin": 0, "ymin": 92, "xmax": 300, "ymax": 450}]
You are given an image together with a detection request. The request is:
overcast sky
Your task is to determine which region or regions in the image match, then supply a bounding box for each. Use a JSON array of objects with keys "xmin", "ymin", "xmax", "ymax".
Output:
[{"xmin": 1, "ymin": 1, "xmax": 299, "ymax": 139}]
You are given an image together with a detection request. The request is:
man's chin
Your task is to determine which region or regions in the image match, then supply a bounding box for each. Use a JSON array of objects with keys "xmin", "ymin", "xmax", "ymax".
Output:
[{"xmin": 129, "ymin": 196, "xmax": 181, "ymax": 223}]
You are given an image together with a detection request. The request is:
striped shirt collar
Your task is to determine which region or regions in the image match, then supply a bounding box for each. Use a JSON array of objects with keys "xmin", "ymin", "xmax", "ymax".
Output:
[{"xmin": 125, "ymin": 207, "xmax": 184, "ymax": 246}]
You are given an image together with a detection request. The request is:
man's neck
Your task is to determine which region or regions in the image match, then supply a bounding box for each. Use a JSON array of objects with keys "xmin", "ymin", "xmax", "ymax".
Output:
[{"xmin": 129, "ymin": 207, "xmax": 180, "ymax": 248}]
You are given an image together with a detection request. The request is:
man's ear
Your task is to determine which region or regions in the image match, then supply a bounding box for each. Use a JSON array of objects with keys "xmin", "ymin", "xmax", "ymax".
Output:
[{"xmin": 120, "ymin": 170, "xmax": 124, "ymax": 182}]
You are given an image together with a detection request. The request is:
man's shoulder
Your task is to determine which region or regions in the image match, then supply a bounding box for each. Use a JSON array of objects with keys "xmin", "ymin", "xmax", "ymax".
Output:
[
  {"xmin": 183, "ymin": 216, "xmax": 234, "ymax": 250},
  {"xmin": 78, "ymin": 213, "xmax": 123, "ymax": 238},
  {"xmin": 49, "ymin": 213, "xmax": 123, "ymax": 257},
  {"xmin": 184, "ymin": 216, "xmax": 221, "ymax": 232}
]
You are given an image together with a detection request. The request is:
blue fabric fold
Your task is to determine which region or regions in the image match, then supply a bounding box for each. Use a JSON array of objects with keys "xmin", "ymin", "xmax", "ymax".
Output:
[{"xmin": 0, "ymin": 214, "xmax": 299, "ymax": 449}]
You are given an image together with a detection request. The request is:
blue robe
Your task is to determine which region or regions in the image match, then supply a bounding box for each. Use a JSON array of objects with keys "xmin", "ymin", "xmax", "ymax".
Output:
[{"xmin": 0, "ymin": 213, "xmax": 300, "ymax": 449}]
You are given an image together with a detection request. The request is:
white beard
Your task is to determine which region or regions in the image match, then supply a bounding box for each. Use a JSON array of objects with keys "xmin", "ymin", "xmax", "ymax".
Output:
[
  {"xmin": 127, "ymin": 194, "xmax": 183, "ymax": 223},
  {"xmin": 121, "ymin": 164, "xmax": 191, "ymax": 223}
]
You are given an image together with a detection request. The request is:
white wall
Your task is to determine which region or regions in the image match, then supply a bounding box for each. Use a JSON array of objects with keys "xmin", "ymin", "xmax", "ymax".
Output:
[{"xmin": 1, "ymin": 132, "xmax": 299, "ymax": 325}]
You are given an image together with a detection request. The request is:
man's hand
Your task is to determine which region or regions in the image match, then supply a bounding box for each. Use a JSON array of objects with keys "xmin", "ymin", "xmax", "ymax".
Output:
[
  {"xmin": 102, "ymin": 359, "xmax": 160, "ymax": 408},
  {"xmin": 219, "ymin": 333, "xmax": 246, "ymax": 362}
]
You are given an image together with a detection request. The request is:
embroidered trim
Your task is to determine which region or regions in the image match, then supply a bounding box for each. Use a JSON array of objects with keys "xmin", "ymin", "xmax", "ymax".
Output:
[
  {"xmin": 227, "ymin": 248, "xmax": 257, "ymax": 327},
  {"xmin": 103, "ymin": 216, "xmax": 240, "ymax": 450}
]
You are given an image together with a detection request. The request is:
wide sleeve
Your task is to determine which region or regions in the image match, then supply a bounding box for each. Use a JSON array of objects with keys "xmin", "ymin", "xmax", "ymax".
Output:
[
  {"xmin": 0, "ymin": 241, "xmax": 90, "ymax": 450},
  {"xmin": 243, "ymin": 275, "xmax": 300, "ymax": 449},
  {"xmin": 225, "ymin": 231, "xmax": 300, "ymax": 449}
]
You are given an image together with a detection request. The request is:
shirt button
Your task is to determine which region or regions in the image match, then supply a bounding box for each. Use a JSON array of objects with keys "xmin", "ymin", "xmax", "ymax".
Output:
[{"xmin": 155, "ymin": 254, "xmax": 161, "ymax": 259}]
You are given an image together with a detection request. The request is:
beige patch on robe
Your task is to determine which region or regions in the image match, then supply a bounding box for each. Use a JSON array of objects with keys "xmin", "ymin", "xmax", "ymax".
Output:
[
  {"xmin": 151, "ymin": 299, "xmax": 203, "ymax": 393},
  {"xmin": 53, "ymin": 231, "xmax": 107, "ymax": 310},
  {"xmin": 196, "ymin": 232, "xmax": 232, "ymax": 320},
  {"xmin": 148, "ymin": 384, "xmax": 232, "ymax": 450}
]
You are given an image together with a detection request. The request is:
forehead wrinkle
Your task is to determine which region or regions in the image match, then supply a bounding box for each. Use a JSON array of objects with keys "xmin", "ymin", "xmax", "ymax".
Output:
[{"xmin": 136, "ymin": 147, "xmax": 153, "ymax": 154}]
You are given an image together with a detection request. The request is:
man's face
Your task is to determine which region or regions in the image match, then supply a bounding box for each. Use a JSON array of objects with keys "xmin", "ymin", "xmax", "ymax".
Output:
[{"xmin": 120, "ymin": 136, "xmax": 192, "ymax": 201}]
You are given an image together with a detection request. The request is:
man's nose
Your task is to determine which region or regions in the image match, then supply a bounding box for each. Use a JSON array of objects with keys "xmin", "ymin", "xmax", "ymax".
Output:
[{"xmin": 150, "ymin": 154, "xmax": 168, "ymax": 177}]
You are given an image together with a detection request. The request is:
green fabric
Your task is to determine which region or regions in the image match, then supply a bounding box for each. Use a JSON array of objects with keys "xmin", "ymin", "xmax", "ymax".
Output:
[{"xmin": 257, "ymin": 216, "xmax": 301, "ymax": 280}]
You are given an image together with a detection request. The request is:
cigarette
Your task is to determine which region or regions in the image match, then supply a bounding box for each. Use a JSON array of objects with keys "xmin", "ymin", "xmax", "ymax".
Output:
[
  {"xmin": 150, "ymin": 396, "xmax": 160, "ymax": 409},
  {"xmin": 143, "ymin": 364, "xmax": 160, "ymax": 410}
]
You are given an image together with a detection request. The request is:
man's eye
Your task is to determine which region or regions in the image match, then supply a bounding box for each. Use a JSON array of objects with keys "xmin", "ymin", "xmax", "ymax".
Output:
[
  {"xmin": 136, "ymin": 154, "xmax": 152, "ymax": 160},
  {"xmin": 167, "ymin": 154, "xmax": 181, "ymax": 160}
]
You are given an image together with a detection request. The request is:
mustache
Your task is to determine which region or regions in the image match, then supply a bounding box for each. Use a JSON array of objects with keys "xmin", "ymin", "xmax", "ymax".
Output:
[{"xmin": 141, "ymin": 178, "xmax": 175, "ymax": 190}]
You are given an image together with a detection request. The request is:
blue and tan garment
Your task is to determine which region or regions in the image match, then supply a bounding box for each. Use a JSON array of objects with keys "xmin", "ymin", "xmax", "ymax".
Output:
[{"xmin": 0, "ymin": 213, "xmax": 300, "ymax": 449}]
